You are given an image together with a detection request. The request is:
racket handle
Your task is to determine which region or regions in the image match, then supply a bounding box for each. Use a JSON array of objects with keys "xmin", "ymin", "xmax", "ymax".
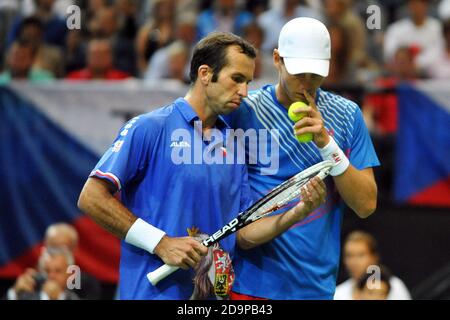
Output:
[{"xmin": 147, "ymin": 264, "xmax": 179, "ymax": 285}]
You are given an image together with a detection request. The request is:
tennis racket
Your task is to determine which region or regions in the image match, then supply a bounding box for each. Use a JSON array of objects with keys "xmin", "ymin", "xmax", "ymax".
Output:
[{"xmin": 147, "ymin": 160, "xmax": 334, "ymax": 285}]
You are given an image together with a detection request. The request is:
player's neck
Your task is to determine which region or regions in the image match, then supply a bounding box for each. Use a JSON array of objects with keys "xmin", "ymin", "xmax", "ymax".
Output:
[{"xmin": 184, "ymin": 89, "xmax": 217, "ymax": 130}]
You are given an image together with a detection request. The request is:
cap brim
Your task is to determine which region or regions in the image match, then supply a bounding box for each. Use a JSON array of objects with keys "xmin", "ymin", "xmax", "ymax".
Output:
[{"xmin": 283, "ymin": 57, "xmax": 329, "ymax": 77}]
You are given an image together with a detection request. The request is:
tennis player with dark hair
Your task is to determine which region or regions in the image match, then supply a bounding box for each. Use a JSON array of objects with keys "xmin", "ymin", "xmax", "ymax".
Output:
[
  {"xmin": 78, "ymin": 31, "xmax": 326, "ymax": 300},
  {"xmin": 225, "ymin": 17, "xmax": 380, "ymax": 300}
]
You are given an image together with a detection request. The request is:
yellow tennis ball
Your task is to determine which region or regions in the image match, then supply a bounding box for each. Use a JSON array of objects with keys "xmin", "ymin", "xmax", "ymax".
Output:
[{"xmin": 288, "ymin": 101, "xmax": 313, "ymax": 143}]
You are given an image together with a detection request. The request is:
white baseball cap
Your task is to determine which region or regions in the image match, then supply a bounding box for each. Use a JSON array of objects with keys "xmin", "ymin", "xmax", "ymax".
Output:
[{"xmin": 278, "ymin": 17, "xmax": 331, "ymax": 77}]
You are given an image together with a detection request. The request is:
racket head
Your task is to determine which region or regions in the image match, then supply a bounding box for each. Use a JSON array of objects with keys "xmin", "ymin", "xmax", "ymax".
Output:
[{"xmin": 244, "ymin": 160, "xmax": 333, "ymax": 223}]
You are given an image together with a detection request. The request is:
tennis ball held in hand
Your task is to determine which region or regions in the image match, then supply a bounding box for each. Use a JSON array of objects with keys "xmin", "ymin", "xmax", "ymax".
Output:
[{"xmin": 288, "ymin": 101, "xmax": 313, "ymax": 143}]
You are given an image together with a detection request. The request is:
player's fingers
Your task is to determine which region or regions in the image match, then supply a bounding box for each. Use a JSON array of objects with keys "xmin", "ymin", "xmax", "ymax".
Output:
[
  {"xmin": 186, "ymin": 247, "xmax": 202, "ymax": 264},
  {"xmin": 180, "ymin": 254, "xmax": 198, "ymax": 269},
  {"xmin": 191, "ymin": 240, "xmax": 208, "ymax": 256},
  {"xmin": 312, "ymin": 176, "xmax": 326, "ymax": 196},
  {"xmin": 295, "ymin": 124, "xmax": 323, "ymax": 136},
  {"xmin": 303, "ymin": 90, "xmax": 318, "ymax": 110},
  {"xmin": 293, "ymin": 116, "xmax": 321, "ymax": 129}
]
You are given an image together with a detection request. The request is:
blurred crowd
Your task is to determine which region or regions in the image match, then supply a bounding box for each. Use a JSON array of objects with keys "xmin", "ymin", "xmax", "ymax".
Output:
[{"xmin": 0, "ymin": 0, "xmax": 449, "ymax": 86}]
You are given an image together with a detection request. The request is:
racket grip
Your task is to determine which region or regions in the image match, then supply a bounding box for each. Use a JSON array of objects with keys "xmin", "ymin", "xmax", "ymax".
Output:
[{"xmin": 147, "ymin": 264, "xmax": 179, "ymax": 285}]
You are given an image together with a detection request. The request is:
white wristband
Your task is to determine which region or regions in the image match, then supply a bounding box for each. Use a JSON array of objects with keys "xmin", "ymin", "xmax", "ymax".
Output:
[
  {"xmin": 125, "ymin": 218, "xmax": 166, "ymax": 254},
  {"xmin": 318, "ymin": 137, "xmax": 350, "ymax": 176}
]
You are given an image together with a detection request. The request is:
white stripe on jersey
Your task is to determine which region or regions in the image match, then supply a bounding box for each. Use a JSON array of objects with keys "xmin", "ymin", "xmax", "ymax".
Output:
[{"xmin": 243, "ymin": 86, "xmax": 360, "ymax": 169}]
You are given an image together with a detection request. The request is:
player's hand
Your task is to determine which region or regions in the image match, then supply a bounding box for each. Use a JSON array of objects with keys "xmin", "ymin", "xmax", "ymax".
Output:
[
  {"xmin": 293, "ymin": 89, "xmax": 330, "ymax": 148},
  {"xmin": 13, "ymin": 268, "xmax": 38, "ymax": 294},
  {"xmin": 293, "ymin": 176, "xmax": 327, "ymax": 221},
  {"xmin": 154, "ymin": 236, "xmax": 208, "ymax": 270}
]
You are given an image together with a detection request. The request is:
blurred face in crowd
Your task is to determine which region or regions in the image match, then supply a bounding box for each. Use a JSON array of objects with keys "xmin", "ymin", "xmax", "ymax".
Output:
[
  {"xmin": 89, "ymin": 0, "xmax": 107, "ymax": 12},
  {"xmin": 344, "ymin": 240, "xmax": 379, "ymax": 280},
  {"xmin": 97, "ymin": 8, "xmax": 118, "ymax": 37},
  {"xmin": 20, "ymin": 24, "xmax": 43, "ymax": 46},
  {"xmin": 324, "ymin": 0, "xmax": 347, "ymax": 20},
  {"xmin": 87, "ymin": 40, "xmax": 113, "ymax": 77},
  {"xmin": 359, "ymin": 281, "xmax": 390, "ymax": 300},
  {"xmin": 408, "ymin": 0, "xmax": 428, "ymax": 24},
  {"xmin": 391, "ymin": 48, "xmax": 417, "ymax": 79},
  {"xmin": 274, "ymin": 49, "xmax": 324, "ymax": 106},
  {"xmin": 176, "ymin": 21, "xmax": 197, "ymax": 45},
  {"xmin": 168, "ymin": 46, "xmax": 188, "ymax": 82},
  {"xmin": 35, "ymin": 0, "xmax": 55, "ymax": 11},
  {"xmin": 7, "ymin": 43, "xmax": 35, "ymax": 79},
  {"xmin": 205, "ymin": 45, "xmax": 255, "ymax": 115},
  {"xmin": 45, "ymin": 231, "xmax": 77, "ymax": 252},
  {"xmin": 42, "ymin": 254, "xmax": 70, "ymax": 290},
  {"xmin": 217, "ymin": 0, "xmax": 236, "ymax": 15},
  {"xmin": 154, "ymin": 0, "xmax": 174, "ymax": 21}
]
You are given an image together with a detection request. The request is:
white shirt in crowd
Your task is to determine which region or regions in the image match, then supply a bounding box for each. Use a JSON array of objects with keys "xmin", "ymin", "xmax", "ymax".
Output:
[
  {"xmin": 383, "ymin": 17, "xmax": 445, "ymax": 69},
  {"xmin": 334, "ymin": 276, "xmax": 412, "ymax": 300}
]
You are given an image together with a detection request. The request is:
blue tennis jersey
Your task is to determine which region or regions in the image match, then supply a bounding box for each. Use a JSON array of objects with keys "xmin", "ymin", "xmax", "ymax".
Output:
[
  {"xmin": 90, "ymin": 98, "xmax": 252, "ymax": 299},
  {"xmin": 226, "ymin": 85, "xmax": 380, "ymax": 299}
]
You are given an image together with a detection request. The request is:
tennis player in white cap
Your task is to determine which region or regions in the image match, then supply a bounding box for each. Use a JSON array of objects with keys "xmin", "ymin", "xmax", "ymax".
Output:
[{"xmin": 226, "ymin": 17, "xmax": 380, "ymax": 300}]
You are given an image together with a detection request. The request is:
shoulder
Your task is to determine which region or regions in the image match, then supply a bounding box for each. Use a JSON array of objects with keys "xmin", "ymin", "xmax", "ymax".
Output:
[
  {"xmin": 386, "ymin": 19, "xmax": 411, "ymax": 33},
  {"xmin": 427, "ymin": 17, "xmax": 443, "ymax": 27},
  {"xmin": 123, "ymin": 104, "xmax": 176, "ymax": 137},
  {"xmin": 243, "ymin": 85, "xmax": 273, "ymax": 108},
  {"xmin": 318, "ymin": 89, "xmax": 360, "ymax": 115},
  {"xmin": 334, "ymin": 279, "xmax": 354, "ymax": 300},
  {"xmin": 388, "ymin": 276, "xmax": 412, "ymax": 300}
]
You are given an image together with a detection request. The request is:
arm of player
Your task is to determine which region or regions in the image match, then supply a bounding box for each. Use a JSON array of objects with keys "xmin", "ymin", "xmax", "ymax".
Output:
[
  {"xmin": 294, "ymin": 90, "xmax": 377, "ymax": 218},
  {"xmin": 77, "ymin": 177, "xmax": 207, "ymax": 269},
  {"xmin": 236, "ymin": 176, "xmax": 326, "ymax": 250}
]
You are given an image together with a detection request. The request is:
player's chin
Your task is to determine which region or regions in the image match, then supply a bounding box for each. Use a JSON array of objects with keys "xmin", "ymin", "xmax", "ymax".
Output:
[{"xmin": 223, "ymin": 102, "xmax": 241, "ymax": 114}]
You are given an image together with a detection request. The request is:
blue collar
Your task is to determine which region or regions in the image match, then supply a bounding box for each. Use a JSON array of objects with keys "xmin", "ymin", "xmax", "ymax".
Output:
[{"xmin": 174, "ymin": 98, "xmax": 230, "ymax": 130}]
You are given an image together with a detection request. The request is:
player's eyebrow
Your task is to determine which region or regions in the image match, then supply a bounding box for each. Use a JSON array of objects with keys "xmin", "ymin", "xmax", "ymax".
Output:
[{"xmin": 232, "ymin": 72, "xmax": 253, "ymax": 84}]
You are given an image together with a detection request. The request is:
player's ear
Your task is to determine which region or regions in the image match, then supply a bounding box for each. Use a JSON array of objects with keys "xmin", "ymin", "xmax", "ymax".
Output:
[
  {"xmin": 273, "ymin": 49, "xmax": 282, "ymax": 70},
  {"xmin": 198, "ymin": 65, "xmax": 212, "ymax": 85}
]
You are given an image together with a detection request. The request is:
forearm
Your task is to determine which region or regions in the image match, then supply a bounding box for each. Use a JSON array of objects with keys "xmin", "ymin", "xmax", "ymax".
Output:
[
  {"xmin": 333, "ymin": 166, "xmax": 377, "ymax": 218},
  {"xmin": 237, "ymin": 207, "xmax": 306, "ymax": 250},
  {"xmin": 77, "ymin": 178, "xmax": 137, "ymax": 239}
]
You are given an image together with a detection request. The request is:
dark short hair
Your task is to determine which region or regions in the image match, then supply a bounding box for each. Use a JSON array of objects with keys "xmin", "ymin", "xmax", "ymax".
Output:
[
  {"xmin": 189, "ymin": 32, "xmax": 256, "ymax": 84},
  {"xmin": 345, "ymin": 230, "xmax": 379, "ymax": 256}
]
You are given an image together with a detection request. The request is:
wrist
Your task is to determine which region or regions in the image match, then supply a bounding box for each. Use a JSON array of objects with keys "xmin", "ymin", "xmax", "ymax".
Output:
[
  {"xmin": 125, "ymin": 218, "xmax": 166, "ymax": 254},
  {"xmin": 318, "ymin": 136, "xmax": 350, "ymax": 176}
]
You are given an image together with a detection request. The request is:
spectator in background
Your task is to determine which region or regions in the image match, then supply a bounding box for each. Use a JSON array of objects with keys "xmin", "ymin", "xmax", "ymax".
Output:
[
  {"xmin": 17, "ymin": 16, "xmax": 64, "ymax": 78},
  {"xmin": 7, "ymin": 0, "xmax": 67, "ymax": 49},
  {"xmin": 43, "ymin": 223, "xmax": 102, "ymax": 300},
  {"xmin": 245, "ymin": 0, "xmax": 269, "ymax": 18},
  {"xmin": 334, "ymin": 231, "xmax": 411, "ymax": 300},
  {"xmin": 323, "ymin": 0, "xmax": 377, "ymax": 78},
  {"xmin": 0, "ymin": 0, "xmax": 19, "ymax": 66},
  {"xmin": 427, "ymin": 20, "xmax": 450, "ymax": 78},
  {"xmin": 357, "ymin": 265, "xmax": 392, "ymax": 300},
  {"xmin": 383, "ymin": 0, "xmax": 445, "ymax": 72},
  {"xmin": 6, "ymin": 247, "xmax": 80, "ymax": 300},
  {"xmin": 0, "ymin": 39, "xmax": 54, "ymax": 84},
  {"xmin": 143, "ymin": 12, "xmax": 197, "ymax": 83},
  {"xmin": 64, "ymin": 29, "xmax": 86, "ymax": 74},
  {"xmin": 363, "ymin": 47, "xmax": 420, "ymax": 138},
  {"xmin": 322, "ymin": 22, "xmax": 355, "ymax": 87},
  {"xmin": 21, "ymin": 0, "xmax": 75, "ymax": 19},
  {"xmin": 66, "ymin": 38, "xmax": 131, "ymax": 80},
  {"xmin": 241, "ymin": 21, "xmax": 276, "ymax": 81},
  {"xmin": 89, "ymin": 5, "xmax": 137, "ymax": 76},
  {"xmin": 196, "ymin": 0, "xmax": 254, "ymax": 40},
  {"xmin": 144, "ymin": 40, "xmax": 190, "ymax": 84},
  {"xmin": 258, "ymin": 0, "xmax": 323, "ymax": 53},
  {"xmin": 136, "ymin": 0, "xmax": 176, "ymax": 75}
]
